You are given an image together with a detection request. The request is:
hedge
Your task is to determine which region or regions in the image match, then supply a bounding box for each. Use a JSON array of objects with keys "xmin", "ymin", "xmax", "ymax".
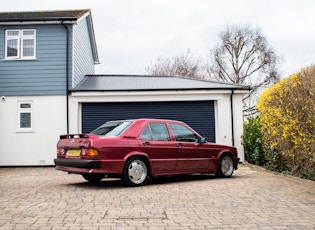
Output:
[
  {"xmin": 257, "ymin": 65, "xmax": 315, "ymax": 180},
  {"xmin": 242, "ymin": 117, "xmax": 266, "ymax": 166}
]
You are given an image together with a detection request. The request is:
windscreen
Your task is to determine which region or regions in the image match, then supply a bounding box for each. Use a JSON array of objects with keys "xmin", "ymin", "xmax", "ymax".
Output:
[{"xmin": 90, "ymin": 121, "xmax": 133, "ymax": 136}]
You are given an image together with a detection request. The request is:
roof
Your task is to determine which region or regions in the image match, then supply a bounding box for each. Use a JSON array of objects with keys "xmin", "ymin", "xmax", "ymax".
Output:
[
  {"xmin": 0, "ymin": 9, "xmax": 90, "ymax": 23},
  {"xmin": 73, "ymin": 75, "xmax": 251, "ymax": 91}
]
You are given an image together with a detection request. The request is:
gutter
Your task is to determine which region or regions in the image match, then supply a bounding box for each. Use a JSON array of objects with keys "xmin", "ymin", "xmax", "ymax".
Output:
[
  {"xmin": 0, "ymin": 20, "xmax": 77, "ymax": 26},
  {"xmin": 61, "ymin": 21, "xmax": 70, "ymax": 134},
  {"xmin": 230, "ymin": 89, "xmax": 235, "ymax": 146}
]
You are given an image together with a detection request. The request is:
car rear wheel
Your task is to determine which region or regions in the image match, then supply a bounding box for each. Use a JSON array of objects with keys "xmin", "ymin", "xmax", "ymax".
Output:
[
  {"xmin": 216, "ymin": 154, "xmax": 234, "ymax": 178},
  {"xmin": 82, "ymin": 174, "xmax": 103, "ymax": 183},
  {"xmin": 122, "ymin": 157, "xmax": 149, "ymax": 186}
]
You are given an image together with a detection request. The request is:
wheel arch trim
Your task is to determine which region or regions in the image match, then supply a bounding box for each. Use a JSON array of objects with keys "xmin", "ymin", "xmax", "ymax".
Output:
[{"xmin": 123, "ymin": 151, "xmax": 152, "ymax": 175}]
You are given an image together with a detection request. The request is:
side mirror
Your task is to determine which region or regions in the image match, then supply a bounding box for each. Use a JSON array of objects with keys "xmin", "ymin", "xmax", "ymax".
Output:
[{"xmin": 199, "ymin": 137, "xmax": 207, "ymax": 143}]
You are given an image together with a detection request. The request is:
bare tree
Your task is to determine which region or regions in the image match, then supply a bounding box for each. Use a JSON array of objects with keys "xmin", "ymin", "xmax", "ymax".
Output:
[
  {"xmin": 208, "ymin": 24, "xmax": 283, "ymax": 115},
  {"xmin": 145, "ymin": 50, "xmax": 205, "ymax": 79},
  {"xmin": 145, "ymin": 24, "xmax": 282, "ymax": 115}
]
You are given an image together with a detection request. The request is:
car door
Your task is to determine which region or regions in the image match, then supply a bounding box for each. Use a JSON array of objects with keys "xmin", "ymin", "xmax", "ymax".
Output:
[
  {"xmin": 138, "ymin": 122, "xmax": 178, "ymax": 173},
  {"xmin": 169, "ymin": 123, "xmax": 211, "ymax": 171}
]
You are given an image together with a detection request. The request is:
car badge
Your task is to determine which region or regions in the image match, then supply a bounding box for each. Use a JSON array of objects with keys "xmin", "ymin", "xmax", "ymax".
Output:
[{"xmin": 70, "ymin": 139, "xmax": 74, "ymax": 145}]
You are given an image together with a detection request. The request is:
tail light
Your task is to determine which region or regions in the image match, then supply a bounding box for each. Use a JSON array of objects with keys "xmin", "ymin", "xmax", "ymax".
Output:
[
  {"xmin": 81, "ymin": 149, "xmax": 99, "ymax": 157},
  {"xmin": 56, "ymin": 148, "xmax": 65, "ymax": 155},
  {"xmin": 56, "ymin": 148, "xmax": 99, "ymax": 157}
]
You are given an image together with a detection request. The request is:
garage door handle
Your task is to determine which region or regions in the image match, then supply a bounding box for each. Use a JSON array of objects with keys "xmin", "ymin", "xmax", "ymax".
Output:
[{"xmin": 142, "ymin": 142, "xmax": 151, "ymax": 146}]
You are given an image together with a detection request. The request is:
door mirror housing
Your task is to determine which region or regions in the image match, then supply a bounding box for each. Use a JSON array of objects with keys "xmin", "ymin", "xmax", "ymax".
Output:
[{"xmin": 199, "ymin": 137, "xmax": 207, "ymax": 143}]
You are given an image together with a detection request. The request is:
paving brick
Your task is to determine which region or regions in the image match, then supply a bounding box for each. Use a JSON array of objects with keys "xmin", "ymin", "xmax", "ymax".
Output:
[{"xmin": 0, "ymin": 164, "xmax": 315, "ymax": 229}]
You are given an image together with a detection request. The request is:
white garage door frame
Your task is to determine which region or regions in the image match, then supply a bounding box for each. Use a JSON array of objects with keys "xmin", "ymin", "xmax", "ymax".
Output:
[{"xmin": 70, "ymin": 89, "xmax": 245, "ymax": 161}]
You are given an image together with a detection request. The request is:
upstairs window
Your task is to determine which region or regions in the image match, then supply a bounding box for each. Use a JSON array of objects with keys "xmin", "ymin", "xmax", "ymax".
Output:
[{"xmin": 5, "ymin": 29, "xmax": 36, "ymax": 59}]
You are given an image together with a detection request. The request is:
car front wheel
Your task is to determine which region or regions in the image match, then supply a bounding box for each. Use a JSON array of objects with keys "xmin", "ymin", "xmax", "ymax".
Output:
[
  {"xmin": 216, "ymin": 154, "xmax": 234, "ymax": 178},
  {"xmin": 122, "ymin": 157, "xmax": 149, "ymax": 186}
]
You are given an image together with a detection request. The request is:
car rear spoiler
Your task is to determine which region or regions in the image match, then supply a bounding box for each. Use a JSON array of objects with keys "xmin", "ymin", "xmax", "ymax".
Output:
[{"xmin": 60, "ymin": 134, "xmax": 90, "ymax": 139}]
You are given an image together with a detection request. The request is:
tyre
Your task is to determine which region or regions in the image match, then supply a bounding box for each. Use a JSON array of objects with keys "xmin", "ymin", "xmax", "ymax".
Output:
[
  {"xmin": 122, "ymin": 157, "xmax": 149, "ymax": 186},
  {"xmin": 82, "ymin": 174, "xmax": 103, "ymax": 183},
  {"xmin": 216, "ymin": 154, "xmax": 234, "ymax": 178}
]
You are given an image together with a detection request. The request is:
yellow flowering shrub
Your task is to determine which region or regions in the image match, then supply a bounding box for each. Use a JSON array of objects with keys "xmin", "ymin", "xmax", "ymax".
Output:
[{"xmin": 257, "ymin": 65, "xmax": 315, "ymax": 180}]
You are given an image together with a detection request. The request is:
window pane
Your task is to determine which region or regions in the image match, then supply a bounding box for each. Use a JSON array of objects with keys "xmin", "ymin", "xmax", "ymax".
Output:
[
  {"xmin": 140, "ymin": 126, "xmax": 152, "ymax": 140},
  {"xmin": 7, "ymin": 39, "xmax": 18, "ymax": 57},
  {"xmin": 150, "ymin": 123, "xmax": 170, "ymax": 141},
  {"xmin": 20, "ymin": 112, "xmax": 31, "ymax": 128},
  {"xmin": 23, "ymin": 30, "xmax": 35, "ymax": 36},
  {"xmin": 22, "ymin": 39, "xmax": 35, "ymax": 57},
  {"xmin": 20, "ymin": 103, "xmax": 31, "ymax": 109},
  {"xmin": 104, "ymin": 121, "xmax": 132, "ymax": 137},
  {"xmin": 7, "ymin": 30, "xmax": 19, "ymax": 36},
  {"xmin": 91, "ymin": 121, "xmax": 132, "ymax": 136},
  {"xmin": 170, "ymin": 124, "xmax": 198, "ymax": 142}
]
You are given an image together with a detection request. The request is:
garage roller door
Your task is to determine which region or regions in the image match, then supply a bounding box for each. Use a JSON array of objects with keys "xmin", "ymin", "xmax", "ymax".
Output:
[{"xmin": 82, "ymin": 101, "xmax": 216, "ymax": 142}]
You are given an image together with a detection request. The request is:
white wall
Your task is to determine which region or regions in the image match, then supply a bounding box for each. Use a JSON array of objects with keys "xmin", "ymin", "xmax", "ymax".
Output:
[
  {"xmin": 215, "ymin": 93, "xmax": 245, "ymax": 162},
  {"xmin": 0, "ymin": 92, "xmax": 245, "ymax": 166},
  {"xmin": 232, "ymin": 93, "xmax": 245, "ymax": 162},
  {"xmin": 0, "ymin": 96, "xmax": 67, "ymax": 166},
  {"xmin": 215, "ymin": 94, "xmax": 233, "ymax": 145}
]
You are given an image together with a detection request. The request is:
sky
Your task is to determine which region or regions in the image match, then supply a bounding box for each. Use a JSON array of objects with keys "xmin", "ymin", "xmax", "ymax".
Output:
[{"xmin": 1, "ymin": 0, "xmax": 315, "ymax": 78}]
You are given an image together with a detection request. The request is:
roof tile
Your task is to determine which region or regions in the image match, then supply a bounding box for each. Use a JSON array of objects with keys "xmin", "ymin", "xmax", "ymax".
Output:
[
  {"xmin": 74, "ymin": 75, "xmax": 251, "ymax": 91},
  {"xmin": 0, "ymin": 9, "xmax": 90, "ymax": 22}
]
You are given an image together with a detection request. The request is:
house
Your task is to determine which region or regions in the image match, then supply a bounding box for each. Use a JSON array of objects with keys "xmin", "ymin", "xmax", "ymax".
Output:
[
  {"xmin": 0, "ymin": 9, "xmax": 99, "ymax": 165},
  {"xmin": 0, "ymin": 9, "xmax": 249, "ymax": 166}
]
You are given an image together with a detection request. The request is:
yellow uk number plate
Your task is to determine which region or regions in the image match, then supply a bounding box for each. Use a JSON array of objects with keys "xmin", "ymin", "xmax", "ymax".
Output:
[{"xmin": 67, "ymin": 150, "xmax": 81, "ymax": 157}]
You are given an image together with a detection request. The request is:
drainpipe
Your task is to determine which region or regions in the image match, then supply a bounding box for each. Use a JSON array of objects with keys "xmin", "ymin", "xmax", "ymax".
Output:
[
  {"xmin": 230, "ymin": 89, "xmax": 235, "ymax": 146},
  {"xmin": 61, "ymin": 21, "xmax": 70, "ymax": 134}
]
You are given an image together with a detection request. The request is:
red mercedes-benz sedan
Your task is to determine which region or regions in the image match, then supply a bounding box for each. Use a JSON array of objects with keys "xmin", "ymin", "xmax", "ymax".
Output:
[{"xmin": 54, "ymin": 119, "xmax": 239, "ymax": 186}]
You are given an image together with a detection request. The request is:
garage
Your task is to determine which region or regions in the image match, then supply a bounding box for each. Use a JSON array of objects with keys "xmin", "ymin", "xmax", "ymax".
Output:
[
  {"xmin": 82, "ymin": 100, "xmax": 216, "ymax": 142},
  {"xmin": 71, "ymin": 75, "xmax": 250, "ymax": 161}
]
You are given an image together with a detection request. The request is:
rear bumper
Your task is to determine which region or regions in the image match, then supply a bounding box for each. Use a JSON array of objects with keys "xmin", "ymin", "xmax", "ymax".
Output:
[{"xmin": 54, "ymin": 158, "xmax": 101, "ymax": 169}]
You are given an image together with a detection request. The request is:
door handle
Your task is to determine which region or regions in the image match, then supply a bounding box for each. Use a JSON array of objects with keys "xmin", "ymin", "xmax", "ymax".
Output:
[
  {"xmin": 176, "ymin": 143, "xmax": 184, "ymax": 147},
  {"xmin": 142, "ymin": 142, "xmax": 151, "ymax": 146}
]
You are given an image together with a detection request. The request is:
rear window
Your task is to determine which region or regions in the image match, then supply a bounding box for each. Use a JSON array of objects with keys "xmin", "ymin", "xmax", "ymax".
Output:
[{"xmin": 90, "ymin": 121, "xmax": 132, "ymax": 136}]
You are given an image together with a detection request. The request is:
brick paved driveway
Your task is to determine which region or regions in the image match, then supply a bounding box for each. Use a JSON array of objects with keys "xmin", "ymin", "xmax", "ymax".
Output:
[{"xmin": 0, "ymin": 164, "xmax": 314, "ymax": 230}]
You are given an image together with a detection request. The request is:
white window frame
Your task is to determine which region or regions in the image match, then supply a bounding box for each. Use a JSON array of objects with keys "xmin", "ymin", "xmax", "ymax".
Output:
[
  {"xmin": 5, "ymin": 29, "xmax": 36, "ymax": 60},
  {"xmin": 17, "ymin": 101, "xmax": 34, "ymax": 132}
]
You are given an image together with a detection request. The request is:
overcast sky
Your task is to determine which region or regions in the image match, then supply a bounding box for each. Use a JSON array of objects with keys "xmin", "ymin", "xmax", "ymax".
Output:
[{"xmin": 1, "ymin": 0, "xmax": 314, "ymax": 78}]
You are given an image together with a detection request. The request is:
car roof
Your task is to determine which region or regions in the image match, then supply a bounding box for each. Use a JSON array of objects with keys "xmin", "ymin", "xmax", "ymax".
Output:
[{"xmin": 111, "ymin": 118, "xmax": 183, "ymax": 123}]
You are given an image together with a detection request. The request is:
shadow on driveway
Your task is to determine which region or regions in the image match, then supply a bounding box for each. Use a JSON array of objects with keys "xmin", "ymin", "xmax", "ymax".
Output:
[{"xmin": 67, "ymin": 173, "xmax": 220, "ymax": 189}]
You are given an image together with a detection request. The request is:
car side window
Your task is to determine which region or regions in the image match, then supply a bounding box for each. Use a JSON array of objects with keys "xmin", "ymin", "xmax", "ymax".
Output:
[
  {"xmin": 140, "ymin": 123, "xmax": 170, "ymax": 141},
  {"xmin": 170, "ymin": 123, "xmax": 199, "ymax": 142},
  {"xmin": 140, "ymin": 126, "xmax": 152, "ymax": 140}
]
